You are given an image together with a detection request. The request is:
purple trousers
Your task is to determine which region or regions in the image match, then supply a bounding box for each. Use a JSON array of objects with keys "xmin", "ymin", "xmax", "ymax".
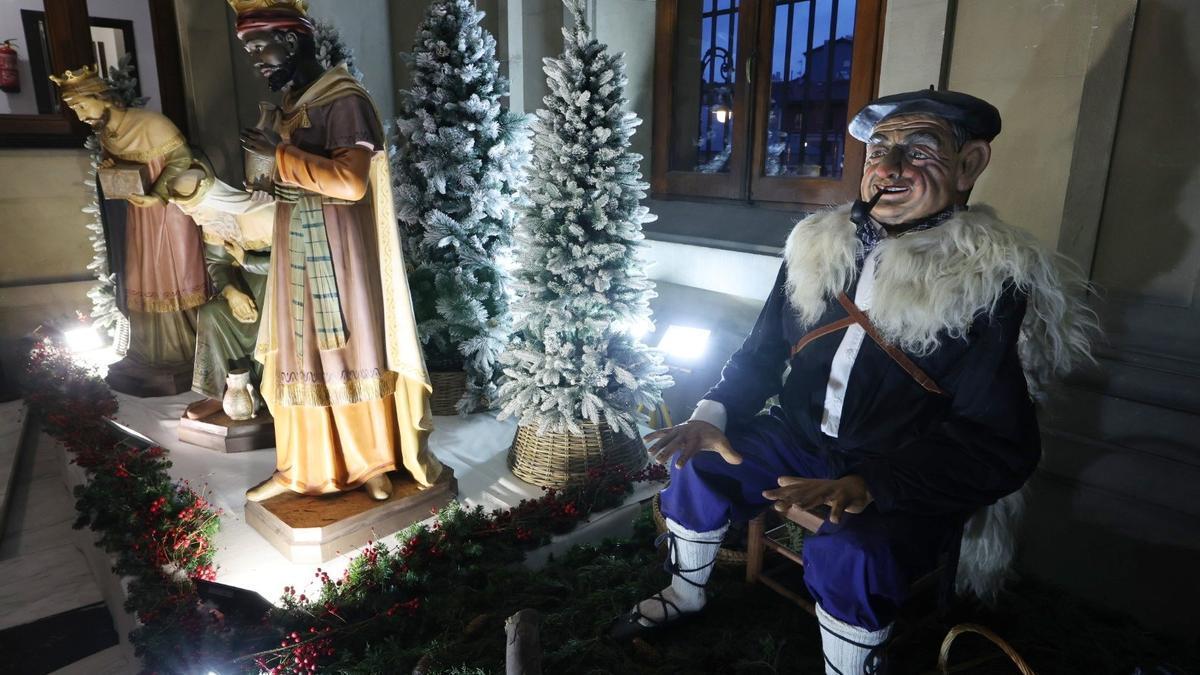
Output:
[{"xmin": 658, "ymin": 413, "xmax": 961, "ymax": 631}]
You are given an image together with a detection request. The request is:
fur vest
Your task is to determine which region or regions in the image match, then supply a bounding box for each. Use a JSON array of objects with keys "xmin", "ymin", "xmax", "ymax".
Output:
[{"xmin": 783, "ymin": 203, "xmax": 1096, "ymax": 601}]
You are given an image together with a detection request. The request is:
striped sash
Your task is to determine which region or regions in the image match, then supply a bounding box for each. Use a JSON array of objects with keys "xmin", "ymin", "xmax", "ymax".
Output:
[{"xmin": 279, "ymin": 186, "xmax": 348, "ymax": 352}]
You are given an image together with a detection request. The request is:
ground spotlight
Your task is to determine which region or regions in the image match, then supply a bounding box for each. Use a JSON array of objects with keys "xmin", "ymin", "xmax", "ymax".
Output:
[
  {"xmin": 657, "ymin": 325, "xmax": 710, "ymax": 360},
  {"xmin": 63, "ymin": 325, "xmax": 103, "ymax": 354}
]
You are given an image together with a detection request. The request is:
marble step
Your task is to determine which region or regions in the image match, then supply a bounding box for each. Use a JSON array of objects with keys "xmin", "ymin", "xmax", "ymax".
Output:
[
  {"xmin": 50, "ymin": 644, "xmax": 136, "ymax": 675},
  {"xmin": 0, "ymin": 601, "xmax": 119, "ymax": 673},
  {"xmin": 0, "ymin": 400, "xmax": 27, "ymax": 541},
  {"xmin": 0, "ymin": 543, "xmax": 104, "ymax": 631}
]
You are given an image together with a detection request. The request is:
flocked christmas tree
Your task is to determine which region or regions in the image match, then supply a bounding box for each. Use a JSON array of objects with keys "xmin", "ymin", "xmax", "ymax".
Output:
[
  {"xmin": 393, "ymin": 0, "xmax": 530, "ymax": 414},
  {"xmin": 498, "ymin": 0, "xmax": 671, "ymax": 437},
  {"xmin": 313, "ymin": 18, "xmax": 364, "ymax": 81}
]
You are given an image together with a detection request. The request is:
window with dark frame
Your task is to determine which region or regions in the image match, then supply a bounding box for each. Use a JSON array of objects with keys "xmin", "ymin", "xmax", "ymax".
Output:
[{"xmin": 653, "ymin": 0, "xmax": 884, "ymax": 208}]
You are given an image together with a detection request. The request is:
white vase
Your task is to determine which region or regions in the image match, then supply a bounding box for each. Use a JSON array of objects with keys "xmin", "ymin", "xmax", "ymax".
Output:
[{"xmin": 222, "ymin": 369, "xmax": 257, "ymax": 421}]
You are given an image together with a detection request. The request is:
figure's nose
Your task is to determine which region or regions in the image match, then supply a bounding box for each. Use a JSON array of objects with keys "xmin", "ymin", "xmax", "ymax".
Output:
[{"xmin": 871, "ymin": 148, "xmax": 904, "ymax": 181}]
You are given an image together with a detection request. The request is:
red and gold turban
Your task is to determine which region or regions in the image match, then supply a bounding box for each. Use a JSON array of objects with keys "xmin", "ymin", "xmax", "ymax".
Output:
[{"xmin": 227, "ymin": 0, "xmax": 314, "ymax": 39}]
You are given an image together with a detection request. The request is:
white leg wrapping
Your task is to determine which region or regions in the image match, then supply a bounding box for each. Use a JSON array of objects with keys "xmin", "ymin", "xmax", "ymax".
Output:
[
  {"xmin": 663, "ymin": 517, "xmax": 728, "ymax": 611},
  {"xmin": 816, "ymin": 603, "xmax": 893, "ymax": 675}
]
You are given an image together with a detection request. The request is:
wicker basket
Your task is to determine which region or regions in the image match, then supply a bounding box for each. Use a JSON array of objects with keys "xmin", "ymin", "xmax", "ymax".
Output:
[
  {"xmin": 651, "ymin": 493, "xmax": 747, "ymax": 566},
  {"xmin": 508, "ymin": 420, "xmax": 647, "ymax": 489},
  {"xmin": 429, "ymin": 370, "xmax": 468, "ymax": 416}
]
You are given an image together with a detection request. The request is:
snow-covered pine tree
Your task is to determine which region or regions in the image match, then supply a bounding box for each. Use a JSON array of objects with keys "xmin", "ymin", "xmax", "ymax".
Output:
[
  {"xmin": 83, "ymin": 53, "xmax": 148, "ymax": 343},
  {"xmin": 313, "ymin": 18, "xmax": 365, "ymax": 81},
  {"xmin": 393, "ymin": 0, "xmax": 530, "ymax": 414},
  {"xmin": 498, "ymin": 0, "xmax": 671, "ymax": 438}
]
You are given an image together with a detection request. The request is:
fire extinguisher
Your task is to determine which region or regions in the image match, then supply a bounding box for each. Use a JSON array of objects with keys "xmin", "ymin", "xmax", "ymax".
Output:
[{"xmin": 0, "ymin": 40, "xmax": 19, "ymax": 94}]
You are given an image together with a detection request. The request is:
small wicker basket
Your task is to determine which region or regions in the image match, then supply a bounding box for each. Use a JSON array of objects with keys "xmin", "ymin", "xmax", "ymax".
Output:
[
  {"xmin": 508, "ymin": 420, "xmax": 647, "ymax": 489},
  {"xmin": 429, "ymin": 370, "xmax": 468, "ymax": 416}
]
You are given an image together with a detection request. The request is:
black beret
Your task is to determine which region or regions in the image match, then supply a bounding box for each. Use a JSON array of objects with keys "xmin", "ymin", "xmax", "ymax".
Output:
[{"xmin": 848, "ymin": 88, "xmax": 1001, "ymax": 143}]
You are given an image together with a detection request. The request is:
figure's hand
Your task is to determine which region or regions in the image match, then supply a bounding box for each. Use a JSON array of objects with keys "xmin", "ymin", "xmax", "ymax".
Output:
[
  {"xmin": 98, "ymin": 157, "xmax": 116, "ymax": 169},
  {"xmin": 762, "ymin": 475, "xmax": 873, "ymax": 524},
  {"xmin": 127, "ymin": 193, "xmax": 165, "ymax": 208},
  {"xmin": 241, "ymin": 127, "xmax": 282, "ymax": 157},
  {"xmin": 249, "ymin": 190, "xmax": 274, "ymax": 208},
  {"xmin": 222, "ymin": 286, "xmax": 258, "ymax": 323},
  {"xmin": 644, "ymin": 420, "xmax": 743, "ymax": 469},
  {"xmin": 222, "ymin": 241, "xmax": 247, "ymax": 266}
]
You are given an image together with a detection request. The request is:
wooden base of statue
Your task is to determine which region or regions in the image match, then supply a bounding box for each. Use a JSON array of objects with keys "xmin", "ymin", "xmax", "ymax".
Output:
[
  {"xmin": 178, "ymin": 408, "xmax": 275, "ymax": 453},
  {"xmin": 105, "ymin": 357, "xmax": 193, "ymax": 397},
  {"xmin": 244, "ymin": 468, "xmax": 458, "ymax": 564}
]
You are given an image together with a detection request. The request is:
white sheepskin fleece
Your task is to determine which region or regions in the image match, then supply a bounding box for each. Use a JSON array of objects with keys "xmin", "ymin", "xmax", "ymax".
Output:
[{"xmin": 783, "ymin": 203, "xmax": 1097, "ymax": 601}]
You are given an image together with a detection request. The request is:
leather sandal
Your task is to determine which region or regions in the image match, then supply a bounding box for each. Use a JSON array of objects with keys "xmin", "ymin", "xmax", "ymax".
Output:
[{"xmin": 608, "ymin": 592, "xmax": 700, "ymax": 641}]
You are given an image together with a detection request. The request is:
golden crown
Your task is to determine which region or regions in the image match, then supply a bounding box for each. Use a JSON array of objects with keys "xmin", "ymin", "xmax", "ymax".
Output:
[
  {"xmin": 48, "ymin": 65, "xmax": 111, "ymax": 100},
  {"xmin": 227, "ymin": 0, "xmax": 308, "ymax": 15}
]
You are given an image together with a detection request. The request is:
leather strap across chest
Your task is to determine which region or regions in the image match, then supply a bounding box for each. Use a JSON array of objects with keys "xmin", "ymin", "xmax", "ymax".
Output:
[{"xmin": 790, "ymin": 292, "xmax": 946, "ymax": 396}]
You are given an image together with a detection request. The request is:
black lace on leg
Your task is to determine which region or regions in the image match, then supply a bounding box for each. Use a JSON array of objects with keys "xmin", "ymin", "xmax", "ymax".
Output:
[{"xmin": 656, "ymin": 530, "xmax": 720, "ymax": 589}]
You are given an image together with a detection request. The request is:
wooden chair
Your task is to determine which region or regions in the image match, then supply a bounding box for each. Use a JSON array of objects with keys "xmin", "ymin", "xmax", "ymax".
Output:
[
  {"xmin": 745, "ymin": 506, "xmax": 827, "ymax": 612},
  {"xmin": 745, "ymin": 506, "xmax": 959, "ymax": 617}
]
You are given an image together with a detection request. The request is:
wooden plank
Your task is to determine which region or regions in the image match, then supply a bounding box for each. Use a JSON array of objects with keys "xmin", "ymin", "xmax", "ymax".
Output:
[{"xmin": 759, "ymin": 572, "xmax": 815, "ymax": 614}]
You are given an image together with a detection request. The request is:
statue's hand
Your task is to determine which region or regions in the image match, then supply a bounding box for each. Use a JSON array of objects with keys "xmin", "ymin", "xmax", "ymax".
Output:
[
  {"xmin": 222, "ymin": 286, "xmax": 259, "ymax": 324},
  {"xmin": 762, "ymin": 475, "xmax": 874, "ymax": 525},
  {"xmin": 98, "ymin": 157, "xmax": 116, "ymax": 169},
  {"xmin": 644, "ymin": 420, "xmax": 743, "ymax": 469},
  {"xmin": 241, "ymin": 127, "xmax": 282, "ymax": 157},
  {"xmin": 127, "ymin": 193, "xmax": 165, "ymax": 208},
  {"xmin": 222, "ymin": 241, "xmax": 247, "ymax": 266},
  {"xmin": 249, "ymin": 190, "xmax": 275, "ymax": 209}
]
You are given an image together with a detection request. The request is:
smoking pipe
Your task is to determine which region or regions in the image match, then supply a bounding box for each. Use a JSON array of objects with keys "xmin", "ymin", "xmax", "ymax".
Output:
[{"xmin": 849, "ymin": 189, "xmax": 885, "ymax": 227}]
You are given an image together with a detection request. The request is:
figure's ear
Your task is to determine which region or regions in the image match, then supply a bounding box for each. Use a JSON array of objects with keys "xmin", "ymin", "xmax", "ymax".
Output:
[
  {"xmin": 282, "ymin": 30, "xmax": 301, "ymax": 57},
  {"xmin": 956, "ymin": 140, "xmax": 991, "ymax": 192}
]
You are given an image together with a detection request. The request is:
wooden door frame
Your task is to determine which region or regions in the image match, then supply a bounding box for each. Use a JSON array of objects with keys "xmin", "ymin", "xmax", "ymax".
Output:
[{"xmin": 0, "ymin": 0, "xmax": 190, "ymax": 148}]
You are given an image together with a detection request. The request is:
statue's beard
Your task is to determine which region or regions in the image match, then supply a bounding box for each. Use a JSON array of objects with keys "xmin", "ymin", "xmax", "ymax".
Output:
[
  {"xmin": 83, "ymin": 107, "xmax": 111, "ymax": 128},
  {"xmin": 266, "ymin": 59, "xmax": 299, "ymax": 92}
]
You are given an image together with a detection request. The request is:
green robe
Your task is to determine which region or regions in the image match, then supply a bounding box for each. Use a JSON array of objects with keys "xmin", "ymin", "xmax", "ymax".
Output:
[{"xmin": 191, "ymin": 243, "xmax": 270, "ymax": 400}]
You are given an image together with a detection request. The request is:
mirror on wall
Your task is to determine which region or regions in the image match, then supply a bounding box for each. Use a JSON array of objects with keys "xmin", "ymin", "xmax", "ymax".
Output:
[{"xmin": 1, "ymin": 0, "xmax": 176, "ymax": 147}]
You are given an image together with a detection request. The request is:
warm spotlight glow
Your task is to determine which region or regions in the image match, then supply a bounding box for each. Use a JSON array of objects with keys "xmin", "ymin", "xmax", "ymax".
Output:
[
  {"xmin": 63, "ymin": 325, "xmax": 103, "ymax": 353},
  {"xmin": 657, "ymin": 325, "xmax": 710, "ymax": 360},
  {"xmin": 712, "ymin": 106, "xmax": 731, "ymax": 124}
]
